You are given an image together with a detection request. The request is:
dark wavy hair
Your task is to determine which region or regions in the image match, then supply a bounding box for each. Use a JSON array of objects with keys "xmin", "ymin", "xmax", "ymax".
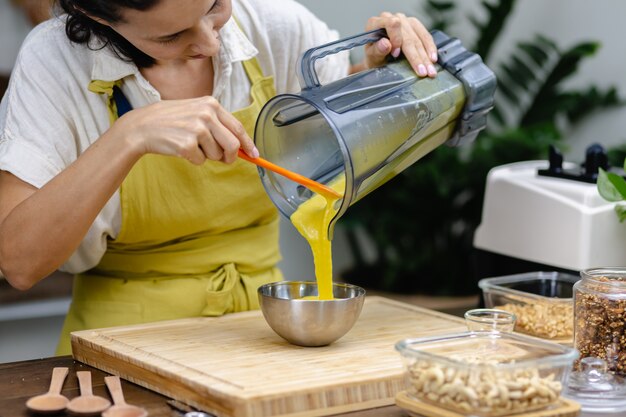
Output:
[{"xmin": 56, "ymin": 0, "xmax": 160, "ymax": 67}]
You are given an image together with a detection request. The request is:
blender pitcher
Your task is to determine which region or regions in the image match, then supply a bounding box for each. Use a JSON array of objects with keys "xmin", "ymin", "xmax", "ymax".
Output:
[{"xmin": 254, "ymin": 29, "xmax": 496, "ymax": 237}]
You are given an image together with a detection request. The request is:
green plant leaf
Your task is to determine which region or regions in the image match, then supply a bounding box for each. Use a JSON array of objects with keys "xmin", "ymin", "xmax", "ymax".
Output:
[
  {"xmin": 518, "ymin": 41, "xmax": 550, "ymax": 67},
  {"xmin": 472, "ymin": 0, "xmax": 516, "ymax": 61},
  {"xmin": 547, "ymin": 42, "xmax": 598, "ymax": 86},
  {"xmin": 494, "ymin": 37, "xmax": 554, "ymax": 113},
  {"xmin": 598, "ymin": 168, "xmax": 626, "ymax": 202},
  {"xmin": 565, "ymin": 86, "xmax": 621, "ymax": 123},
  {"xmin": 501, "ymin": 61, "xmax": 534, "ymax": 95},
  {"xmin": 521, "ymin": 42, "xmax": 601, "ymax": 126},
  {"xmin": 499, "ymin": 62, "xmax": 531, "ymax": 94},
  {"xmin": 535, "ymin": 34, "xmax": 559, "ymax": 52},
  {"xmin": 423, "ymin": 0, "xmax": 456, "ymax": 31},
  {"xmin": 495, "ymin": 71, "xmax": 521, "ymax": 104},
  {"xmin": 426, "ymin": 0, "xmax": 455, "ymax": 10},
  {"xmin": 532, "ymin": 42, "xmax": 599, "ymax": 100},
  {"xmin": 510, "ymin": 55, "xmax": 535, "ymax": 78},
  {"xmin": 608, "ymin": 171, "xmax": 626, "ymax": 199},
  {"xmin": 489, "ymin": 105, "xmax": 506, "ymax": 127},
  {"xmin": 605, "ymin": 146, "xmax": 626, "ymax": 168},
  {"xmin": 616, "ymin": 204, "xmax": 626, "ymax": 223},
  {"xmin": 522, "ymin": 93, "xmax": 579, "ymax": 125}
]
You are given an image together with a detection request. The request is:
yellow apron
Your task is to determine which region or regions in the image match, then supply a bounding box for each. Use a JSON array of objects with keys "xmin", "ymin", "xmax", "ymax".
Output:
[{"xmin": 56, "ymin": 56, "xmax": 281, "ymax": 355}]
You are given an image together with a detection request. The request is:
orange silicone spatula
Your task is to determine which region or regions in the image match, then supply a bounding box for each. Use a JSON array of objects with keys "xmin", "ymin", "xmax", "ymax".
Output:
[{"xmin": 238, "ymin": 149, "xmax": 342, "ymax": 199}]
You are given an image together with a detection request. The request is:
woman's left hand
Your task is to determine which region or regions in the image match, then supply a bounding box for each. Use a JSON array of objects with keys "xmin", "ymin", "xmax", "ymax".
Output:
[{"xmin": 364, "ymin": 12, "xmax": 438, "ymax": 78}]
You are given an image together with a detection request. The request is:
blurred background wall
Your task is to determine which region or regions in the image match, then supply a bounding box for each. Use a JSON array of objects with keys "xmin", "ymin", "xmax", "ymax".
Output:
[
  {"xmin": 1, "ymin": 0, "xmax": 625, "ymax": 361},
  {"xmin": 0, "ymin": 1, "xmax": 31, "ymax": 73}
]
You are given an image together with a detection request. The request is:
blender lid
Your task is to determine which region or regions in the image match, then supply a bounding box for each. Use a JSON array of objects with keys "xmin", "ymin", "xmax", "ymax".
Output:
[
  {"xmin": 431, "ymin": 30, "xmax": 496, "ymax": 147},
  {"xmin": 563, "ymin": 357, "xmax": 626, "ymax": 413}
]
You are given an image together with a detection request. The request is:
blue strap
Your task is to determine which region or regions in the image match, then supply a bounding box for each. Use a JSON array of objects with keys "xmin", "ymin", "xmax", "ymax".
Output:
[{"xmin": 113, "ymin": 86, "xmax": 133, "ymax": 118}]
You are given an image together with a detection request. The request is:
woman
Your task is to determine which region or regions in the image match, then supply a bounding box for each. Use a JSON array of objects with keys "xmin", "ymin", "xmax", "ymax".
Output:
[{"xmin": 0, "ymin": 0, "xmax": 438, "ymax": 354}]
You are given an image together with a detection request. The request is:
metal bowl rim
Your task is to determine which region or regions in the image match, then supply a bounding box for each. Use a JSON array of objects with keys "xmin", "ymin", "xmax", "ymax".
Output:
[{"xmin": 258, "ymin": 281, "xmax": 366, "ymax": 300}]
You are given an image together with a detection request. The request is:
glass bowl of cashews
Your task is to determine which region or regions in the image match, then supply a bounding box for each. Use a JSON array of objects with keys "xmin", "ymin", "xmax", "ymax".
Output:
[{"xmin": 395, "ymin": 331, "xmax": 578, "ymax": 416}]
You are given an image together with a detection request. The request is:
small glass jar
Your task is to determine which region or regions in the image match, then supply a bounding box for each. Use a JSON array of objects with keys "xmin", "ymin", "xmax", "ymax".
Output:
[
  {"xmin": 464, "ymin": 308, "xmax": 516, "ymax": 333},
  {"xmin": 574, "ymin": 268, "xmax": 626, "ymax": 376}
]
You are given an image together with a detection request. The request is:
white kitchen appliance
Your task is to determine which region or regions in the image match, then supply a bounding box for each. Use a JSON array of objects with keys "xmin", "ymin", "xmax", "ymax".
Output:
[{"xmin": 474, "ymin": 145, "xmax": 626, "ymax": 273}]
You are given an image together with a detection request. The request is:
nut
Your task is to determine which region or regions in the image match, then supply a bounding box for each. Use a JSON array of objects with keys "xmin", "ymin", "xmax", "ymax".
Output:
[
  {"xmin": 575, "ymin": 275, "xmax": 626, "ymax": 376},
  {"xmin": 494, "ymin": 301, "xmax": 573, "ymax": 339},
  {"xmin": 406, "ymin": 358, "xmax": 562, "ymax": 416}
]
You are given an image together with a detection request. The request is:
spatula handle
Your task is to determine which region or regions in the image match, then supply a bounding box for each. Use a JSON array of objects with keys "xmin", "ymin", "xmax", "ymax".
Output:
[
  {"xmin": 76, "ymin": 371, "xmax": 93, "ymax": 396},
  {"xmin": 104, "ymin": 376, "xmax": 126, "ymax": 406},
  {"xmin": 48, "ymin": 367, "xmax": 69, "ymax": 395},
  {"xmin": 238, "ymin": 150, "xmax": 342, "ymax": 199}
]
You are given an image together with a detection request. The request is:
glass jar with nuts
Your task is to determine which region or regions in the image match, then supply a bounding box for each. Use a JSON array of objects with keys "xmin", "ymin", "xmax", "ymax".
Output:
[{"xmin": 574, "ymin": 267, "xmax": 626, "ymax": 377}]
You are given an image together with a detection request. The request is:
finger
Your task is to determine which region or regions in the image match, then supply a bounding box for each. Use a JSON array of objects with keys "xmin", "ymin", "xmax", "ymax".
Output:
[
  {"xmin": 198, "ymin": 131, "xmax": 225, "ymax": 162},
  {"xmin": 366, "ymin": 15, "xmax": 402, "ymax": 57},
  {"xmin": 389, "ymin": 13, "xmax": 408, "ymax": 51},
  {"xmin": 206, "ymin": 120, "xmax": 242, "ymax": 164},
  {"xmin": 180, "ymin": 140, "xmax": 207, "ymax": 165},
  {"xmin": 365, "ymin": 12, "xmax": 392, "ymax": 31},
  {"xmin": 391, "ymin": 14, "xmax": 433, "ymax": 77},
  {"xmin": 409, "ymin": 17, "xmax": 438, "ymax": 63},
  {"xmin": 402, "ymin": 35, "xmax": 435, "ymax": 77},
  {"xmin": 364, "ymin": 38, "xmax": 392, "ymax": 68},
  {"xmin": 216, "ymin": 106, "xmax": 258, "ymax": 158},
  {"xmin": 403, "ymin": 43, "xmax": 427, "ymax": 77}
]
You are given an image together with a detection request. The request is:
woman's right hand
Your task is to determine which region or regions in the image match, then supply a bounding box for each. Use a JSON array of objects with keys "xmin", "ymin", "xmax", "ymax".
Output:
[{"xmin": 113, "ymin": 96, "xmax": 259, "ymax": 164}]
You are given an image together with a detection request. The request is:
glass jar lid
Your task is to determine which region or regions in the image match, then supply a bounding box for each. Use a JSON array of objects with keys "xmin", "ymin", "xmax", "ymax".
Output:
[{"xmin": 580, "ymin": 268, "xmax": 626, "ymax": 292}]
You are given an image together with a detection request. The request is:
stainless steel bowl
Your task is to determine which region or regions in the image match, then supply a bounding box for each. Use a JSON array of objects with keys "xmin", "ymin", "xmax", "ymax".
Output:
[{"xmin": 257, "ymin": 281, "xmax": 366, "ymax": 347}]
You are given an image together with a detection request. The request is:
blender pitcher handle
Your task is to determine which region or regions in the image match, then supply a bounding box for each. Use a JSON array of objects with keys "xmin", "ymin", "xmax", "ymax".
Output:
[{"xmin": 297, "ymin": 28, "xmax": 388, "ymax": 89}]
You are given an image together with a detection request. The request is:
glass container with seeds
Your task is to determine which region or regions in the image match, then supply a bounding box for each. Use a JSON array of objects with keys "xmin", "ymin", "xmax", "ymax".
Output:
[
  {"xmin": 479, "ymin": 272, "xmax": 578, "ymax": 343},
  {"xmin": 574, "ymin": 267, "xmax": 626, "ymax": 377},
  {"xmin": 395, "ymin": 331, "xmax": 578, "ymax": 417}
]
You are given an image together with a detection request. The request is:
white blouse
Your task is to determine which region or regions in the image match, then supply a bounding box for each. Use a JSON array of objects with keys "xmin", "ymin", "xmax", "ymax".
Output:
[{"xmin": 0, "ymin": 0, "xmax": 350, "ymax": 273}]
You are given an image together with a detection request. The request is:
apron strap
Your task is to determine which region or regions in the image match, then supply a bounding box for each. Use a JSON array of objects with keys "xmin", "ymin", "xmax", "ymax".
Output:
[
  {"xmin": 112, "ymin": 85, "xmax": 132, "ymax": 118},
  {"xmin": 88, "ymin": 80, "xmax": 125, "ymax": 124},
  {"xmin": 241, "ymin": 56, "xmax": 265, "ymax": 85},
  {"xmin": 89, "ymin": 17, "xmax": 266, "ymax": 122},
  {"xmin": 89, "ymin": 60, "xmax": 265, "ymax": 123}
]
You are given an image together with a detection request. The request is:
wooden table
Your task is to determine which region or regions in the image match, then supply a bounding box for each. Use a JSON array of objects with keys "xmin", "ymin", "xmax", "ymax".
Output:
[{"xmin": 0, "ymin": 356, "xmax": 407, "ymax": 417}]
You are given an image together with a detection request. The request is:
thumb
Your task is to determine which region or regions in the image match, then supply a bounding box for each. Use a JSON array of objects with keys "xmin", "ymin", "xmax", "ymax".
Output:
[{"xmin": 366, "ymin": 38, "xmax": 393, "ymax": 67}]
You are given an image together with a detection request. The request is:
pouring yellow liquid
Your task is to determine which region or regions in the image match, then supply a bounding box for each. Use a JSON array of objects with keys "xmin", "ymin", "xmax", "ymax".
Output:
[{"xmin": 290, "ymin": 175, "xmax": 345, "ymax": 300}]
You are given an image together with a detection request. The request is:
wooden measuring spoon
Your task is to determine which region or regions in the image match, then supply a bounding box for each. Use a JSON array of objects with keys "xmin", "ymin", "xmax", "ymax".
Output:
[
  {"xmin": 67, "ymin": 371, "xmax": 111, "ymax": 416},
  {"xmin": 26, "ymin": 367, "xmax": 69, "ymax": 414},
  {"xmin": 102, "ymin": 376, "xmax": 147, "ymax": 417}
]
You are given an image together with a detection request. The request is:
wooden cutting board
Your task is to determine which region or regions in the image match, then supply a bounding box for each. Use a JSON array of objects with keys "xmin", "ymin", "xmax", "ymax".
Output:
[{"xmin": 71, "ymin": 296, "xmax": 466, "ymax": 417}]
